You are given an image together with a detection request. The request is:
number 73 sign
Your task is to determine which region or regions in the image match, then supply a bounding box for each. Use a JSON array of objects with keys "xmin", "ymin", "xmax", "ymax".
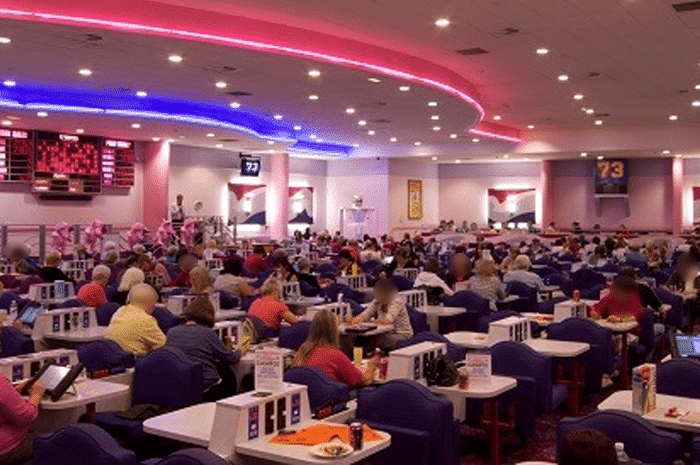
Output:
[{"xmin": 595, "ymin": 159, "xmax": 628, "ymax": 185}]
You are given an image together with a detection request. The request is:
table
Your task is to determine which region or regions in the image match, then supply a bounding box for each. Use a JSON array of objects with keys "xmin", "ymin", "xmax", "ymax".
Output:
[
  {"xmin": 283, "ymin": 297, "xmax": 326, "ymax": 311},
  {"xmin": 39, "ymin": 379, "xmax": 130, "ymax": 423},
  {"xmin": 598, "ymin": 390, "xmax": 700, "ymax": 434},
  {"xmin": 445, "ymin": 331, "xmax": 489, "ymax": 349},
  {"xmin": 339, "ymin": 324, "xmax": 394, "ymax": 337},
  {"xmin": 43, "ymin": 327, "xmax": 107, "ymax": 343},
  {"xmin": 215, "ymin": 309, "xmax": 246, "ymax": 321},
  {"xmin": 523, "ymin": 339, "xmax": 589, "ymax": 415},
  {"xmin": 521, "ymin": 312, "xmax": 554, "ymax": 326},
  {"xmin": 144, "ymin": 402, "xmax": 215, "ymax": 447},
  {"xmin": 538, "ymin": 285, "xmax": 560, "ymax": 300},
  {"xmin": 417, "ymin": 305, "xmax": 466, "ymax": 333},
  {"xmin": 432, "ymin": 376, "xmax": 517, "ymax": 465},
  {"xmin": 592, "ymin": 319, "xmax": 638, "ymax": 388}
]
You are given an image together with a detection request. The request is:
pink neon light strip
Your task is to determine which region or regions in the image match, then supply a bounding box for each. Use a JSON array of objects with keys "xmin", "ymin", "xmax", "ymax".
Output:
[{"xmin": 468, "ymin": 128, "xmax": 521, "ymax": 143}]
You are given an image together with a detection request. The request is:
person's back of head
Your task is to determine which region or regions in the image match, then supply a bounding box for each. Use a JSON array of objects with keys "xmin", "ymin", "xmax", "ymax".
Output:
[
  {"xmin": 92, "ymin": 264, "xmax": 111, "ymax": 285},
  {"xmin": 222, "ymin": 258, "xmax": 243, "ymax": 276},
  {"xmin": 45, "ymin": 250, "xmax": 61, "ymax": 268},
  {"xmin": 183, "ymin": 296, "xmax": 215, "ymax": 328},
  {"xmin": 118, "ymin": 267, "xmax": 145, "ymax": 292},
  {"xmin": 514, "ymin": 254, "xmax": 532, "ymax": 271},
  {"xmin": 424, "ymin": 257, "xmax": 441, "ymax": 274},
  {"xmin": 252, "ymin": 245, "xmax": 265, "ymax": 256},
  {"xmin": 126, "ymin": 283, "xmax": 159, "ymax": 313},
  {"xmin": 559, "ymin": 429, "xmax": 618, "ymax": 465},
  {"xmin": 293, "ymin": 309, "xmax": 339, "ymax": 366},
  {"xmin": 190, "ymin": 266, "xmax": 213, "ymax": 293}
]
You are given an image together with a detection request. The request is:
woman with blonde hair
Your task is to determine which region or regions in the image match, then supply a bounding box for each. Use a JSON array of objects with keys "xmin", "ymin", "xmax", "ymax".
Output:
[
  {"xmin": 190, "ymin": 266, "xmax": 214, "ymax": 295},
  {"xmin": 112, "ymin": 267, "xmax": 145, "ymax": 305},
  {"xmin": 247, "ymin": 278, "xmax": 298, "ymax": 332},
  {"xmin": 467, "ymin": 259, "xmax": 505, "ymax": 310},
  {"xmin": 293, "ymin": 310, "xmax": 377, "ymax": 388}
]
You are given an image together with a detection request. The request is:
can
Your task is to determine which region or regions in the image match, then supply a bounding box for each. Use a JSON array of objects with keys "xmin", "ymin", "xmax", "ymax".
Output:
[
  {"xmin": 349, "ymin": 422, "xmax": 363, "ymax": 450},
  {"xmin": 572, "ymin": 289, "xmax": 580, "ymax": 302},
  {"xmin": 458, "ymin": 367, "xmax": 469, "ymax": 390},
  {"xmin": 378, "ymin": 358, "xmax": 388, "ymax": 380}
]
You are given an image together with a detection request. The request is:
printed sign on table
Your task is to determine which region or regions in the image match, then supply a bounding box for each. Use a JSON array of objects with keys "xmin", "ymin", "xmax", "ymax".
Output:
[
  {"xmin": 254, "ymin": 348, "xmax": 284, "ymax": 393},
  {"xmin": 466, "ymin": 351, "xmax": 492, "ymax": 387}
]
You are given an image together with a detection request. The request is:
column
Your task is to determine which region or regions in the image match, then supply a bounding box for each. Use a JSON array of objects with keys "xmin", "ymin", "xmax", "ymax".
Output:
[
  {"xmin": 142, "ymin": 141, "xmax": 170, "ymax": 233},
  {"xmin": 540, "ymin": 159, "xmax": 554, "ymax": 229},
  {"xmin": 672, "ymin": 156, "xmax": 684, "ymax": 235},
  {"xmin": 267, "ymin": 153, "xmax": 289, "ymax": 240}
]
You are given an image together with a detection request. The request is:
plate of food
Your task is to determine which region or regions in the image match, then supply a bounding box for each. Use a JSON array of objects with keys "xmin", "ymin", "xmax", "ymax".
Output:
[{"xmin": 309, "ymin": 439, "xmax": 353, "ymax": 458}]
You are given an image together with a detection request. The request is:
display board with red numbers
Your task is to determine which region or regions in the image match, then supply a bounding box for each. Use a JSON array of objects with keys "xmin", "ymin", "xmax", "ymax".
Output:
[
  {"xmin": 102, "ymin": 139, "xmax": 135, "ymax": 187},
  {"xmin": 0, "ymin": 129, "xmax": 34, "ymax": 182}
]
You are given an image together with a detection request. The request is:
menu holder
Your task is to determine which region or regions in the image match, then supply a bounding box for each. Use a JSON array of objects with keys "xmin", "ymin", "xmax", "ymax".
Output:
[
  {"xmin": 465, "ymin": 351, "xmax": 492, "ymax": 388},
  {"xmin": 632, "ymin": 363, "xmax": 656, "ymax": 414},
  {"xmin": 255, "ymin": 348, "xmax": 284, "ymax": 393}
]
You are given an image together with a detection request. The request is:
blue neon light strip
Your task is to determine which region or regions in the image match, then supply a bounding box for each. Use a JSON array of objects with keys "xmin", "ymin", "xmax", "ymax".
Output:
[{"xmin": 0, "ymin": 84, "xmax": 354, "ymax": 155}]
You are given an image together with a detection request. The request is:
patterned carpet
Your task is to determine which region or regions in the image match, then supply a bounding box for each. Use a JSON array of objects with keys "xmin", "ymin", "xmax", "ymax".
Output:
[{"xmin": 459, "ymin": 387, "xmax": 615, "ymax": 464}]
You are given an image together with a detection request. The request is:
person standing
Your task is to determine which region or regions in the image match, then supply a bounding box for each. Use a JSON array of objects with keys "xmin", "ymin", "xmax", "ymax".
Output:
[{"xmin": 170, "ymin": 194, "xmax": 186, "ymax": 233}]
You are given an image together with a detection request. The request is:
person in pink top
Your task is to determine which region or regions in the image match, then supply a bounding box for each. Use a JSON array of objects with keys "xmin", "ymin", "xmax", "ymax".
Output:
[
  {"xmin": 247, "ymin": 278, "xmax": 298, "ymax": 332},
  {"xmin": 293, "ymin": 310, "xmax": 378, "ymax": 388},
  {"xmin": 0, "ymin": 375, "xmax": 45, "ymax": 464}
]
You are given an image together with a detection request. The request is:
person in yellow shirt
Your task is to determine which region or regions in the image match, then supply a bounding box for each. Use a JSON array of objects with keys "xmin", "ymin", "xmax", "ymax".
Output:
[{"xmin": 105, "ymin": 283, "xmax": 166, "ymax": 356}]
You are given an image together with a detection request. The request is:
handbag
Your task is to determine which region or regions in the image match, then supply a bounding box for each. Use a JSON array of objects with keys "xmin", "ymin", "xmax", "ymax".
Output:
[{"xmin": 425, "ymin": 354, "xmax": 458, "ymax": 387}]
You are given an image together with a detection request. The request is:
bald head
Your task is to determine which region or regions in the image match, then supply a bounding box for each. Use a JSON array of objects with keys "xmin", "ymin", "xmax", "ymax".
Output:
[{"xmin": 127, "ymin": 283, "xmax": 159, "ymax": 314}]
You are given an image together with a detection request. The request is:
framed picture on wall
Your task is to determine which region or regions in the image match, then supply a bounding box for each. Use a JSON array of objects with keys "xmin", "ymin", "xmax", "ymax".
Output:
[{"xmin": 408, "ymin": 179, "xmax": 422, "ymax": 220}]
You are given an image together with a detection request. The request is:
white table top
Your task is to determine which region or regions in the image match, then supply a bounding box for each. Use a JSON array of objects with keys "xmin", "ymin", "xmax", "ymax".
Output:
[
  {"xmin": 431, "ymin": 375, "xmax": 517, "ymax": 399},
  {"xmin": 143, "ymin": 402, "xmax": 215, "ymax": 447},
  {"xmin": 598, "ymin": 390, "xmax": 700, "ymax": 433},
  {"xmin": 215, "ymin": 309, "xmax": 246, "ymax": 321},
  {"xmin": 539, "ymin": 285, "xmax": 560, "ymax": 293},
  {"xmin": 235, "ymin": 419, "xmax": 391, "ymax": 465},
  {"xmin": 39, "ymin": 379, "xmax": 129, "ymax": 410},
  {"xmin": 444, "ymin": 331, "xmax": 489, "ymax": 349},
  {"xmin": 339, "ymin": 324, "xmax": 394, "ymax": 337},
  {"xmin": 420, "ymin": 305, "xmax": 467, "ymax": 317},
  {"xmin": 283, "ymin": 297, "xmax": 326, "ymax": 308},
  {"xmin": 43, "ymin": 327, "xmax": 107, "ymax": 342},
  {"xmin": 592, "ymin": 319, "xmax": 638, "ymax": 332},
  {"xmin": 521, "ymin": 312, "xmax": 554, "ymax": 326},
  {"xmin": 523, "ymin": 339, "xmax": 589, "ymax": 358}
]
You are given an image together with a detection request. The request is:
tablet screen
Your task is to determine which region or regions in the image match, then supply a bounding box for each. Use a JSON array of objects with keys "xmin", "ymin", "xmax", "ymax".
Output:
[
  {"xmin": 37, "ymin": 365, "xmax": 71, "ymax": 391},
  {"xmin": 19, "ymin": 305, "xmax": 42, "ymax": 325},
  {"xmin": 673, "ymin": 335, "xmax": 700, "ymax": 358}
]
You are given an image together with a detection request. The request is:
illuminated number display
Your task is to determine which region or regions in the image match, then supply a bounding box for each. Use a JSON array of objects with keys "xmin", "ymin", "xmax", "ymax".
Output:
[
  {"xmin": 102, "ymin": 139, "xmax": 135, "ymax": 187},
  {"xmin": 0, "ymin": 129, "xmax": 34, "ymax": 182},
  {"xmin": 241, "ymin": 156, "xmax": 261, "ymax": 177},
  {"xmin": 594, "ymin": 159, "xmax": 628, "ymax": 194},
  {"xmin": 596, "ymin": 160, "xmax": 625, "ymax": 180}
]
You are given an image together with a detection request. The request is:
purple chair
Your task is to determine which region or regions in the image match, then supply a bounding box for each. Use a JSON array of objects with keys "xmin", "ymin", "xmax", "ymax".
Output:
[
  {"xmin": 0, "ymin": 290, "xmax": 22, "ymax": 310},
  {"xmin": 28, "ymin": 424, "xmax": 138, "ymax": 465},
  {"xmin": 557, "ymin": 410, "xmax": 682, "ymax": 465},
  {"xmin": 322, "ymin": 283, "xmax": 361, "ymax": 303},
  {"xmin": 146, "ymin": 449, "xmax": 229, "ymax": 465},
  {"xmin": 656, "ymin": 287, "xmax": 685, "ymax": 330},
  {"xmin": 217, "ymin": 290, "xmax": 238, "ymax": 310},
  {"xmin": 152, "ymin": 307, "xmax": 184, "ymax": 333},
  {"xmin": 390, "ymin": 275, "xmax": 413, "ymax": 291},
  {"xmin": 543, "ymin": 273, "xmax": 574, "ymax": 297},
  {"xmin": 691, "ymin": 437, "xmax": 700, "ymax": 465},
  {"xmin": 18, "ymin": 275, "xmax": 44, "ymax": 294},
  {"xmin": 396, "ymin": 331, "xmax": 466, "ymax": 362},
  {"xmin": 443, "ymin": 290, "xmax": 490, "ymax": 331},
  {"xmin": 657, "ymin": 358, "xmax": 700, "ymax": 399},
  {"xmin": 0, "ymin": 326, "xmax": 34, "ymax": 356},
  {"xmin": 96, "ymin": 302, "xmax": 121, "ymax": 326},
  {"xmin": 78, "ymin": 340, "xmax": 135, "ymax": 378},
  {"xmin": 491, "ymin": 341, "xmax": 568, "ymax": 413},
  {"xmin": 283, "ymin": 366, "xmax": 349, "ymax": 414},
  {"xmin": 95, "ymin": 347, "xmax": 203, "ymax": 447},
  {"xmin": 279, "ymin": 321, "xmax": 311, "ymax": 351},
  {"xmin": 406, "ymin": 305, "xmax": 430, "ymax": 334},
  {"xmin": 0, "ymin": 274, "xmax": 18, "ymax": 289},
  {"xmin": 105, "ymin": 283, "xmax": 119, "ymax": 301},
  {"xmin": 356, "ymin": 379, "xmax": 460, "ymax": 465},
  {"xmin": 570, "ymin": 268, "xmax": 606, "ymax": 292}
]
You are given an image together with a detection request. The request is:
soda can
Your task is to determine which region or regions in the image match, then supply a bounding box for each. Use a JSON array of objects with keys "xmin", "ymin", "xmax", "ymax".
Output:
[
  {"xmin": 458, "ymin": 367, "xmax": 469, "ymax": 390},
  {"xmin": 378, "ymin": 358, "xmax": 388, "ymax": 380},
  {"xmin": 349, "ymin": 422, "xmax": 363, "ymax": 450},
  {"xmin": 572, "ymin": 289, "xmax": 581, "ymax": 302}
]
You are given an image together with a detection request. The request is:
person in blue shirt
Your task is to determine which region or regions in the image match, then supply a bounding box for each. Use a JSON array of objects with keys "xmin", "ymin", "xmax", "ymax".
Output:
[{"xmin": 503, "ymin": 255, "xmax": 545, "ymax": 291}]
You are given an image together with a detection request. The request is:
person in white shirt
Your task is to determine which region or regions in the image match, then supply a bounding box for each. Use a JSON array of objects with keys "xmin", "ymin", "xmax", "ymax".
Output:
[
  {"xmin": 170, "ymin": 194, "xmax": 186, "ymax": 231},
  {"xmin": 413, "ymin": 257, "xmax": 453, "ymax": 296},
  {"xmin": 503, "ymin": 255, "xmax": 545, "ymax": 291}
]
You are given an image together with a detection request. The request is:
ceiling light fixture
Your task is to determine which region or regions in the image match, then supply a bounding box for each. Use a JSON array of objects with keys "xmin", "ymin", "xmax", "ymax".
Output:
[
  {"xmin": 308, "ymin": 95, "xmax": 319, "ymax": 100},
  {"xmin": 168, "ymin": 54, "xmax": 183, "ymax": 63},
  {"xmin": 206, "ymin": 133, "xmax": 215, "ymax": 137},
  {"xmin": 78, "ymin": 68, "xmax": 92, "ymax": 76},
  {"xmin": 36, "ymin": 111, "xmax": 47, "ymax": 117},
  {"xmin": 586, "ymin": 109, "xmax": 595, "ymax": 115},
  {"xmin": 293, "ymin": 125, "xmax": 302, "ymax": 130},
  {"xmin": 536, "ymin": 47, "xmax": 549, "ymax": 55},
  {"xmin": 390, "ymin": 137, "xmax": 397, "ymax": 142},
  {"xmin": 435, "ymin": 18, "xmax": 450, "ymax": 28},
  {"xmin": 431, "ymin": 115, "xmax": 440, "ymax": 120},
  {"xmin": 215, "ymin": 143, "xmax": 223, "ymax": 148},
  {"xmin": 131, "ymin": 123, "xmax": 141, "ymax": 128},
  {"xmin": 75, "ymin": 129, "xmax": 84, "ymax": 134},
  {"xmin": 597, "ymin": 156, "xmax": 604, "ymax": 160},
  {"xmin": 696, "ymin": 84, "xmax": 700, "ymax": 90},
  {"xmin": 493, "ymin": 115, "xmax": 502, "ymax": 121},
  {"xmin": 352, "ymin": 143, "xmax": 360, "ymax": 147},
  {"xmin": 662, "ymin": 150, "xmax": 671, "ymax": 155},
  {"xmin": 558, "ymin": 74, "xmax": 569, "ymax": 82},
  {"xmin": 1, "ymin": 120, "xmax": 11, "ymax": 126},
  {"xmin": 414, "ymin": 141, "xmax": 422, "ymax": 146},
  {"xmin": 504, "ymin": 154, "xmax": 509, "ymax": 159},
  {"xmin": 433, "ymin": 126, "xmax": 441, "ymax": 131},
  {"xmin": 527, "ymin": 124, "xmax": 535, "ymax": 129},
  {"xmin": 455, "ymin": 159, "xmax": 462, "ymax": 164},
  {"xmin": 308, "ymin": 70, "xmax": 321, "ymax": 77},
  {"xmin": 153, "ymin": 137, "xmax": 162, "ymax": 142},
  {"xmin": 595, "ymin": 120, "xmax": 603, "ymax": 125},
  {"xmin": 399, "ymin": 86, "xmax": 410, "ymax": 91},
  {"xmin": 694, "ymin": 101, "xmax": 700, "ymax": 107},
  {"xmin": 431, "ymin": 156, "xmax": 438, "ymax": 161},
  {"xmin": 3, "ymin": 80, "xmax": 16, "ymax": 87},
  {"xmin": 368, "ymin": 130, "xmax": 375, "ymax": 135},
  {"xmin": 273, "ymin": 114, "xmax": 283, "ymax": 120},
  {"xmin": 428, "ymin": 101, "xmax": 438, "ymax": 107},
  {"xmin": 346, "ymin": 108, "xmax": 355, "ymax": 114},
  {"xmin": 0, "ymin": 37, "xmax": 10, "ymax": 44},
  {"xmin": 358, "ymin": 120, "xmax": 367, "ymax": 126},
  {"xmin": 574, "ymin": 94, "xmax": 584, "ymax": 100},
  {"xmin": 215, "ymin": 81, "xmax": 227, "ymax": 88},
  {"xmin": 472, "ymin": 138, "xmax": 480, "ymax": 143},
  {"xmin": 675, "ymin": 154, "xmax": 683, "ymax": 158},
  {"xmin": 368, "ymin": 77, "xmax": 381, "ymax": 83},
  {"xmin": 229, "ymin": 101, "xmax": 240, "ymax": 108},
  {"xmin": 136, "ymin": 91, "xmax": 147, "ymax": 97},
  {"xmin": 669, "ymin": 115, "xmax": 678, "ymax": 121},
  {"xmin": 267, "ymin": 140, "xmax": 274, "ymax": 145},
  {"xmin": 309, "ymin": 134, "xmax": 317, "ymax": 139},
  {"xmin": 580, "ymin": 152, "xmax": 587, "ymax": 157},
  {"xmin": 450, "ymin": 134, "xmax": 457, "ymax": 139}
]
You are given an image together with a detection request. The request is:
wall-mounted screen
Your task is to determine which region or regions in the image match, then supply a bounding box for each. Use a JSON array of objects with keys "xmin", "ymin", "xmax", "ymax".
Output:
[
  {"xmin": 33, "ymin": 132, "xmax": 102, "ymax": 194},
  {"xmin": 595, "ymin": 159, "xmax": 628, "ymax": 195},
  {"xmin": 0, "ymin": 129, "xmax": 34, "ymax": 182},
  {"xmin": 240, "ymin": 155, "xmax": 261, "ymax": 177},
  {"xmin": 102, "ymin": 139, "xmax": 135, "ymax": 187}
]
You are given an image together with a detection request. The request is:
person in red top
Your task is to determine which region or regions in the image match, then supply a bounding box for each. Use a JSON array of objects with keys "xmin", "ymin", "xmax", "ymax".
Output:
[
  {"xmin": 76, "ymin": 264, "xmax": 110, "ymax": 308},
  {"xmin": 247, "ymin": 278, "xmax": 298, "ymax": 332},
  {"xmin": 243, "ymin": 245, "xmax": 268, "ymax": 276},
  {"xmin": 0, "ymin": 375, "xmax": 46, "ymax": 464},
  {"xmin": 293, "ymin": 310, "xmax": 378, "ymax": 388},
  {"xmin": 169, "ymin": 253, "xmax": 197, "ymax": 288},
  {"xmin": 591, "ymin": 275, "xmax": 644, "ymax": 335}
]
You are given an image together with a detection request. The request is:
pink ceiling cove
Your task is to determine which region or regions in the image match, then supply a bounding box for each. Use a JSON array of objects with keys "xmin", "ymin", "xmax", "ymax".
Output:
[{"xmin": 0, "ymin": 0, "xmax": 520, "ymax": 143}]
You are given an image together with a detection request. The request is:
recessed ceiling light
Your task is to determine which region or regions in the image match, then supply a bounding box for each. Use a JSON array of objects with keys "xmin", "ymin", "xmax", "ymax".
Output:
[
  {"xmin": 399, "ymin": 86, "xmax": 410, "ymax": 91},
  {"xmin": 493, "ymin": 115, "xmax": 502, "ymax": 121},
  {"xmin": 206, "ymin": 133, "xmax": 215, "ymax": 137},
  {"xmin": 346, "ymin": 108, "xmax": 355, "ymax": 114},
  {"xmin": 78, "ymin": 68, "xmax": 92, "ymax": 76},
  {"xmin": 581, "ymin": 107, "xmax": 588, "ymax": 112},
  {"xmin": 317, "ymin": 139, "xmax": 325, "ymax": 142},
  {"xmin": 595, "ymin": 120, "xmax": 603, "ymax": 125},
  {"xmin": 431, "ymin": 156, "xmax": 438, "ymax": 161},
  {"xmin": 586, "ymin": 109, "xmax": 595, "ymax": 115},
  {"xmin": 2, "ymin": 80, "xmax": 16, "ymax": 87},
  {"xmin": 597, "ymin": 156, "xmax": 605, "ymax": 160},
  {"xmin": 669, "ymin": 115, "xmax": 678, "ymax": 121},
  {"xmin": 696, "ymin": 84, "xmax": 700, "ymax": 90},
  {"xmin": 390, "ymin": 137, "xmax": 397, "ymax": 142},
  {"xmin": 75, "ymin": 128, "xmax": 84, "ymax": 134},
  {"xmin": 152, "ymin": 137, "xmax": 162, "ymax": 142},
  {"xmin": 1, "ymin": 120, "xmax": 11, "ymax": 126},
  {"xmin": 136, "ymin": 91, "xmax": 147, "ymax": 97},
  {"xmin": 168, "ymin": 54, "xmax": 183, "ymax": 63},
  {"xmin": 472, "ymin": 138, "xmax": 480, "ymax": 143},
  {"xmin": 662, "ymin": 150, "xmax": 671, "ymax": 155},
  {"xmin": 414, "ymin": 141, "xmax": 422, "ymax": 146},
  {"xmin": 131, "ymin": 123, "xmax": 141, "ymax": 128},
  {"xmin": 293, "ymin": 125, "xmax": 302, "ymax": 131},
  {"xmin": 353, "ymin": 143, "xmax": 360, "ymax": 147},
  {"xmin": 433, "ymin": 126, "xmax": 441, "ymax": 131},
  {"xmin": 504, "ymin": 154, "xmax": 509, "ymax": 159},
  {"xmin": 431, "ymin": 115, "xmax": 440, "ymax": 120},
  {"xmin": 675, "ymin": 154, "xmax": 683, "ymax": 158},
  {"xmin": 309, "ymin": 134, "xmax": 317, "ymax": 139},
  {"xmin": 435, "ymin": 18, "xmax": 450, "ymax": 28},
  {"xmin": 215, "ymin": 143, "xmax": 223, "ymax": 148},
  {"xmin": 693, "ymin": 101, "xmax": 700, "ymax": 107},
  {"xmin": 450, "ymin": 134, "xmax": 458, "ymax": 139},
  {"xmin": 527, "ymin": 125, "xmax": 535, "ymax": 129},
  {"xmin": 536, "ymin": 47, "xmax": 549, "ymax": 55},
  {"xmin": 574, "ymin": 94, "xmax": 584, "ymax": 100},
  {"xmin": 455, "ymin": 159, "xmax": 462, "ymax": 164},
  {"xmin": 215, "ymin": 81, "xmax": 227, "ymax": 89},
  {"xmin": 308, "ymin": 95, "xmax": 319, "ymax": 100},
  {"xmin": 308, "ymin": 70, "xmax": 321, "ymax": 77},
  {"xmin": 358, "ymin": 120, "xmax": 367, "ymax": 126},
  {"xmin": 273, "ymin": 114, "xmax": 283, "ymax": 120},
  {"xmin": 428, "ymin": 101, "xmax": 438, "ymax": 107},
  {"xmin": 368, "ymin": 77, "xmax": 381, "ymax": 83},
  {"xmin": 368, "ymin": 130, "xmax": 376, "ymax": 135},
  {"xmin": 267, "ymin": 140, "xmax": 275, "ymax": 145},
  {"xmin": 524, "ymin": 158, "xmax": 530, "ymax": 162},
  {"xmin": 0, "ymin": 37, "xmax": 10, "ymax": 44},
  {"xmin": 580, "ymin": 152, "xmax": 587, "ymax": 157},
  {"xmin": 558, "ymin": 74, "xmax": 569, "ymax": 82},
  {"xmin": 230, "ymin": 102, "xmax": 241, "ymax": 108},
  {"xmin": 37, "ymin": 111, "xmax": 48, "ymax": 117}
]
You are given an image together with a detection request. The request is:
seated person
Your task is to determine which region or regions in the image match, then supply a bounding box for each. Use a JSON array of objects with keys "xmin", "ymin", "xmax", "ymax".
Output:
[
  {"xmin": 203, "ymin": 239, "xmax": 221, "ymax": 261},
  {"xmin": 499, "ymin": 245, "xmax": 520, "ymax": 273},
  {"xmin": 413, "ymin": 257, "xmax": 453, "ymax": 297},
  {"xmin": 349, "ymin": 278, "xmax": 413, "ymax": 350},
  {"xmin": 247, "ymin": 278, "xmax": 298, "ymax": 333},
  {"xmin": 37, "ymin": 251, "xmax": 72, "ymax": 283},
  {"xmin": 243, "ymin": 245, "xmax": 268, "ymax": 276},
  {"xmin": 467, "ymin": 259, "xmax": 505, "ymax": 310},
  {"xmin": 137, "ymin": 255, "xmax": 168, "ymax": 288},
  {"xmin": 112, "ymin": 267, "xmax": 145, "ymax": 306},
  {"xmin": 444, "ymin": 252, "xmax": 473, "ymax": 288},
  {"xmin": 214, "ymin": 258, "xmax": 255, "ymax": 299},
  {"xmin": 0, "ymin": 375, "xmax": 46, "ymax": 465},
  {"xmin": 76, "ymin": 264, "xmax": 110, "ymax": 308},
  {"xmin": 667, "ymin": 252, "xmax": 700, "ymax": 295},
  {"xmin": 588, "ymin": 245, "xmax": 609, "ymax": 268},
  {"xmin": 169, "ymin": 253, "xmax": 198, "ymax": 288},
  {"xmin": 273, "ymin": 256, "xmax": 298, "ymax": 282},
  {"xmin": 163, "ymin": 245, "xmax": 179, "ymax": 269},
  {"xmin": 591, "ymin": 275, "xmax": 643, "ymax": 334},
  {"xmin": 337, "ymin": 249, "xmax": 360, "ymax": 276},
  {"xmin": 503, "ymin": 255, "xmax": 545, "ymax": 291},
  {"xmin": 296, "ymin": 258, "xmax": 321, "ymax": 295},
  {"xmin": 189, "ymin": 266, "xmax": 214, "ymax": 295},
  {"xmin": 618, "ymin": 266, "xmax": 661, "ymax": 312},
  {"xmin": 559, "ymin": 429, "xmax": 617, "ymax": 465},
  {"xmin": 293, "ymin": 310, "xmax": 378, "ymax": 388},
  {"xmin": 5, "ymin": 243, "xmax": 40, "ymax": 275},
  {"xmin": 167, "ymin": 297, "xmax": 246, "ymax": 401},
  {"xmin": 546, "ymin": 221, "xmax": 558, "ymax": 233},
  {"xmin": 105, "ymin": 283, "xmax": 166, "ymax": 356}
]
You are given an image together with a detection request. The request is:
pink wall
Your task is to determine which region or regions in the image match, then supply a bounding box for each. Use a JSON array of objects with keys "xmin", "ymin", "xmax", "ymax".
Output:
[{"xmin": 142, "ymin": 141, "xmax": 170, "ymax": 232}]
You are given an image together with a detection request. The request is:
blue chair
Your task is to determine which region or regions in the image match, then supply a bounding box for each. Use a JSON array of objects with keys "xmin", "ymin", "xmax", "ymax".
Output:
[
  {"xmin": 299, "ymin": 280, "xmax": 319, "ymax": 297},
  {"xmin": 557, "ymin": 410, "xmax": 682, "ymax": 465},
  {"xmin": 0, "ymin": 326, "xmax": 34, "ymax": 356},
  {"xmin": 356, "ymin": 379, "xmax": 460, "ymax": 465},
  {"xmin": 247, "ymin": 315, "xmax": 277, "ymax": 339},
  {"xmin": 78, "ymin": 340, "xmax": 135, "ymax": 378},
  {"xmin": 217, "ymin": 290, "xmax": 238, "ymax": 310},
  {"xmin": 544, "ymin": 273, "xmax": 574, "ymax": 297},
  {"xmin": 657, "ymin": 358, "xmax": 700, "ymax": 399},
  {"xmin": 279, "ymin": 321, "xmax": 311, "ymax": 351},
  {"xmin": 580, "ymin": 283, "xmax": 606, "ymax": 300},
  {"xmin": 284, "ymin": 366, "xmax": 349, "ymax": 414},
  {"xmin": 96, "ymin": 302, "xmax": 121, "ymax": 326},
  {"xmin": 95, "ymin": 347, "xmax": 203, "ymax": 446},
  {"xmin": 596, "ymin": 262, "xmax": 621, "ymax": 274},
  {"xmin": 55, "ymin": 298, "xmax": 84, "ymax": 309},
  {"xmin": 0, "ymin": 290, "xmax": 22, "ymax": 310},
  {"xmin": 443, "ymin": 290, "xmax": 490, "ymax": 331},
  {"xmin": 656, "ymin": 287, "xmax": 685, "ymax": 330},
  {"xmin": 322, "ymin": 283, "xmax": 361, "ymax": 303},
  {"xmin": 152, "ymin": 307, "xmax": 183, "ymax": 333},
  {"xmin": 491, "ymin": 341, "xmax": 568, "ymax": 413},
  {"xmin": 532, "ymin": 266, "xmax": 559, "ymax": 278},
  {"xmin": 570, "ymin": 268, "xmax": 606, "ymax": 292},
  {"xmin": 347, "ymin": 299, "xmax": 365, "ymax": 316},
  {"xmin": 105, "ymin": 283, "xmax": 119, "ymax": 301},
  {"xmin": 691, "ymin": 437, "xmax": 700, "ymax": 465},
  {"xmin": 28, "ymin": 424, "xmax": 138, "ymax": 465},
  {"xmin": 314, "ymin": 263, "xmax": 337, "ymax": 276},
  {"xmin": 504, "ymin": 281, "xmax": 538, "ymax": 312},
  {"xmin": 406, "ymin": 305, "xmax": 430, "ymax": 334},
  {"xmin": 251, "ymin": 269, "xmax": 275, "ymax": 288},
  {"xmin": 391, "ymin": 275, "xmax": 413, "ymax": 291},
  {"xmin": 547, "ymin": 317, "xmax": 615, "ymax": 393},
  {"xmin": 396, "ymin": 332, "xmax": 466, "ymax": 362},
  {"xmin": 146, "ymin": 449, "xmax": 229, "ymax": 465}
]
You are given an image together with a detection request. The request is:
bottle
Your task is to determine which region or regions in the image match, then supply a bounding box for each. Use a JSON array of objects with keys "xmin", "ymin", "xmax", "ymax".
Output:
[
  {"xmin": 9, "ymin": 300, "xmax": 18, "ymax": 320},
  {"xmin": 615, "ymin": 442, "xmax": 630, "ymax": 463},
  {"xmin": 337, "ymin": 293, "xmax": 344, "ymax": 303}
]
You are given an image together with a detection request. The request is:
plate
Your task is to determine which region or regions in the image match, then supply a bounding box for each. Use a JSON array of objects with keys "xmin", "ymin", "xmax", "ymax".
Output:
[{"xmin": 309, "ymin": 440, "xmax": 353, "ymax": 458}]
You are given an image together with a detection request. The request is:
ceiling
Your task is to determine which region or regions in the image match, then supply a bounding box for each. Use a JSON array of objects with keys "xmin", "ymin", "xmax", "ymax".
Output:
[{"xmin": 1, "ymin": 0, "xmax": 700, "ymax": 162}]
